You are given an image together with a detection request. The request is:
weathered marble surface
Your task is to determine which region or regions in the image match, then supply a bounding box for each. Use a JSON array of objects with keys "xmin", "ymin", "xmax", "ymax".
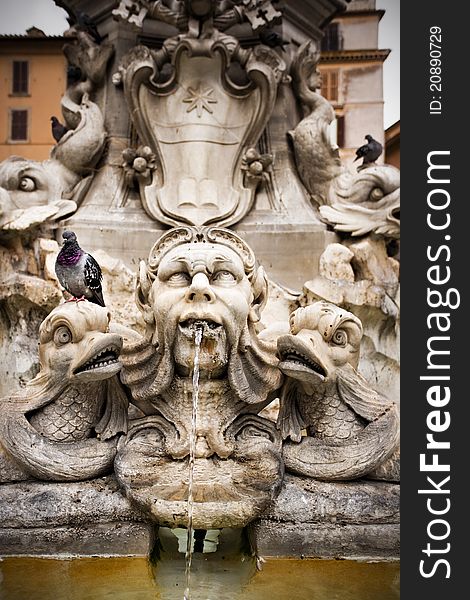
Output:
[
  {"xmin": 116, "ymin": 226, "xmax": 284, "ymax": 529},
  {"xmin": 0, "ymin": 474, "xmax": 398, "ymax": 558},
  {"xmin": 0, "ymin": 477, "xmax": 153, "ymax": 556},
  {"xmin": 0, "ymin": 157, "xmax": 78, "ymax": 233},
  {"xmin": 302, "ymin": 237, "xmax": 400, "ymax": 405},
  {"xmin": 0, "ymin": 523, "xmax": 154, "ymax": 557},
  {"xmin": 277, "ymin": 301, "xmax": 399, "ymax": 481},
  {"xmin": 0, "ymin": 0, "xmax": 400, "ymax": 561},
  {"xmin": 289, "ymin": 41, "xmax": 400, "ymax": 241},
  {"xmin": 0, "ymin": 302, "xmax": 128, "ymax": 483},
  {"xmin": 0, "ymin": 227, "xmax": 400, "ymax": 557},
  {"xmin": 251, "ymin": 474, "xmax": 399, "ymax": 560}
]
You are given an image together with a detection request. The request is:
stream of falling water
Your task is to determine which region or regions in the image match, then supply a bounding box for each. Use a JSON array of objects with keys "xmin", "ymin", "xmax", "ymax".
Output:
[{"xmin": 184, "ymin": 326, "xmax": 203, "ymax": 600}]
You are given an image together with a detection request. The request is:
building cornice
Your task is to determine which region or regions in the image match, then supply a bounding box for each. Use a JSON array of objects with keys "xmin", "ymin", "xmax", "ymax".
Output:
[
  {"xmin": 339, "ymin": 9, "xmax": 385, "ymax": 20},
  {"xmin": 273, "ymin": 0, "xmax": 350, "ymax": 39},
  {"xmin": 385, "ymin": 120, "xmax": 400, "ymax": 145},
  {"xmin": 0, "ymin": 35, "xmax": 67, "ymax": 40},
  {"xmin": 320, "ymin": 48, "xmax": 391, "ymax": 63}
]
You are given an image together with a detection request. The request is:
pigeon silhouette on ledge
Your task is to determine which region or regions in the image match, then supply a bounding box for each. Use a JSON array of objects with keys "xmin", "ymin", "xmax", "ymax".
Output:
[
  {"xmin": 50, "ymin": 116, "xmax": 69, "ymax": 143},
  {"xmin": 259, "ymin": 28, "xmax": 290, "ymax": 51},
  {"xmin": 55, "ymin": 231, "xmax": 105, "ymax": 307},
  {"xmin": 66, "ymin": 9, "xmax": 103, "ymax": 44},
  {"xmin": 354, "ymin": 134, "xmax": 383, "ymax": 166}
]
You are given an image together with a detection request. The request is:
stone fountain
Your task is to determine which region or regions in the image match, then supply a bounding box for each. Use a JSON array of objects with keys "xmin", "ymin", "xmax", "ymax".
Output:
[{"xmin": 0, "ymin": 0, "xmax": 400, "ymax": 562}]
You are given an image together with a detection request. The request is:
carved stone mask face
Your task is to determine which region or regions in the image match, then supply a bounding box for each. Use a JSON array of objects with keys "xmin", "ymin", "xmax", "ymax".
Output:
[{"xmin": 150, "ymin": 242, "xmax": 253, "ymax": 376}]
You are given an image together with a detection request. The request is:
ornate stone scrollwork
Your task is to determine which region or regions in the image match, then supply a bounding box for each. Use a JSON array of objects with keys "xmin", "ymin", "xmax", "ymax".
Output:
[
  {"xmin": 116, "ymin": 28, "xmax": 285, "ymax": 227},
  {"xmin": 320, "ymin": 165, "xmax": 400, "ymax": 239},
  {"xmin": 0, "ymin": 0, "xmax": 401, "ymax": 561},
  {"xmin": 0, "ymin": 157, "xmax": 79, "ymax": 234},
  {"xmin": 0, "ymin": 19, "xmax": 113, "ymax": 235}
]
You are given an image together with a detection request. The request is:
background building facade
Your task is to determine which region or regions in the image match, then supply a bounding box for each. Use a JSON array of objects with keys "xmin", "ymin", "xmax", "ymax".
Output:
[
  {"xmin": 0, "ymin": 27, "xmax": 66, "ymax": 162},
  {"xmin": 385, "ymin": 119, "xmax": 400, "ymax": 168},
  {"xmin": 318, "ymin": 0, "xmax": 390, "ymax": 163},
  {"xmin": 0, "ymin": 1, "xmax": 394, "ymax": 166}
]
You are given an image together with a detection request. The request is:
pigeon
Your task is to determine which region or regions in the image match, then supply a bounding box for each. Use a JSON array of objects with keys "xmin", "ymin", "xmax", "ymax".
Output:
[
  {"xmin": 50, "ymin": 116, "xmax": 68, "ymax": 143},
  {"xmin": 76, "ymin": 10, "xmax": 103, "ymax": 44},
  {"xmin": 55, "ymin": 231, "xmax": 105, "ymax": 307},
  {"xmin": 259, "ymin": 28, "xmax": 290, "ymax": 51},
  {"xmin": 354, "ymin": 134, "xmax": 383, "ymax": 165},
  {"xmin": 66, "ymin": 9, "xmax": 103, "ymax": 44}
]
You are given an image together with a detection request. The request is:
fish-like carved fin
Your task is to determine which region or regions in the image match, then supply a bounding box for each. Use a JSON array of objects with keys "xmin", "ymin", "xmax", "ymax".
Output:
[
  {"xmin": 95, "ymin": 376, "xmax": 129, "ymax": 440},
  {"xmin": 277, "ymin": 380, "xmax": 305, "ymax": 443},
  {"xmin": 337, "ymin": 363, "xmax": 390, "ymax": 422}
]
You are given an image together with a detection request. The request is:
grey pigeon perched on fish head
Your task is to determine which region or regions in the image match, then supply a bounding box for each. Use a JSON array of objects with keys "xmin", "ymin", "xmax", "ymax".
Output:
[
  {"xmin": 354, "ymin": 134, "xmax": 383, "ymax": 166},
  {"xmin": 55, "ymin": 231, "xmax": 105, "ymax": 307}
]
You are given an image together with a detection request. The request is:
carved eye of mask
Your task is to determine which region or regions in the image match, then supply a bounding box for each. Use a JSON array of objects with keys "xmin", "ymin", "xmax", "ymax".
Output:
[
  {"xmin": 211, "ymin": 270, "xmax": 236, "ymax": 283},
  {"xmin": 53, "ymin": 326, "xmax": 72, "ymax": 346},
  {"xmin": 370, "ymin": 187, "xmax": 384, "ymax": 201},
  {"xmin": 167, "ymin": 272, "xmax": 191, "ymax": 285},
  {"xmin": 19, "ymin": 177, "xmax": 36, "ymax": 192},
  {"xmin": 331, "ymin": 328, "xmax": 347, "ymax": 347}
]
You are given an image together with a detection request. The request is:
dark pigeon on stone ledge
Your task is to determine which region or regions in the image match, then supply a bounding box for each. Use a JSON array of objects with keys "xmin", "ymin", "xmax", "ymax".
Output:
[
  {"xmin": 55, "ymin": 231, "xmax": 105, "ymax": 307},
  {"xmin": 354, "ymin": 134, "xmax": 383, "ymax": 165},
  {"xmin": 259, "ymin": 28, "xmax": 290, "ymax": 51},
  {"xmin": 76, "ymin": 10, "xmax": 103, "ymax": 44},
  {"xmin": 66, "ymin": 8, "xmax": 103, "ymax": 44},
  {"xmin": 50, "ymin": 116, "xmax": 68, "ymax": 143}
]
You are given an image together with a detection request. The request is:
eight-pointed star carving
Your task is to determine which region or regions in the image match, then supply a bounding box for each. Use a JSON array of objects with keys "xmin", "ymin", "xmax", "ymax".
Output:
[{"xmin": 182, "ymin": 85, "xmax": 218, "ymax": 118}]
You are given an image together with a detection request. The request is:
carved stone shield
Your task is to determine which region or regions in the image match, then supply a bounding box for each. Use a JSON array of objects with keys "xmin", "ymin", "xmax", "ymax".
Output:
[{"xmin": 122, "ymin": 37, "xmax": 285, "ymax": 227}]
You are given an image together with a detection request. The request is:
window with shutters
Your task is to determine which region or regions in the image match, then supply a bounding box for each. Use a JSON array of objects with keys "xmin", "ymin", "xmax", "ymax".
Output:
[
  {"xmin": 10, "ymin": 109, "xmax": 29, "ymax": 141},
  {"xmin": 320, "ymin": 70, "xmax": 339, "ymax": 103},
  {"xmin": 12, "ymin": 60, "xmax": 29, "ymax": 95}
]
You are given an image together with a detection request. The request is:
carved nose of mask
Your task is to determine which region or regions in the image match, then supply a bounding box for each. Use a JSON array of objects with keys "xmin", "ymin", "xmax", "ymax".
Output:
[
  {"xmin": 185, "ymin": 272, "xmax": 215, "ymax": 303},
  {"xmin": 195, "ymin": 436, "xmax": 214, "ymax": 458}
]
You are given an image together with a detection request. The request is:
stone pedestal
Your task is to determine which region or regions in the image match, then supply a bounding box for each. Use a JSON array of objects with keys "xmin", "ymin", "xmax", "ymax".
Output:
[
  {"xmin": 0, "ymin": 477, "xmax": 155, "ymax": 557},
  {"xmin": 0, "ymin": 474, "xmax": 399, "ymax": 560},
  {"xmin": 250, "ymin": 474, "xmax": 400, "ymax": 560}
]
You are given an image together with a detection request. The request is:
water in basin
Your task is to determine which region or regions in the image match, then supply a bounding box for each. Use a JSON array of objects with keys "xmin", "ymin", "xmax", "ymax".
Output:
[{"xmin": 0, "ymin": 555, "xmax": 399, "ymax": 600}]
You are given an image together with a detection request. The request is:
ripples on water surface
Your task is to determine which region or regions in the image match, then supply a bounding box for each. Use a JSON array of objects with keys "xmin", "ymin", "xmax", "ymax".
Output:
[{"xmin": 0, "ymin": 555, "xmax": 399, "ymax": 600}]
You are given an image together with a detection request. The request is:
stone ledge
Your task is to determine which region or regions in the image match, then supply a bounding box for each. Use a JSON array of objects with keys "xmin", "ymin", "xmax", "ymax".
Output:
[
  {"xmin": 0, "ymin": 475, "xmax": 400, "ymax": 560},
  {"xmin": 0, "ymin": 523, "xmax": 155, "ymax": 557},
  {"xmin": 0, "ymin": 477, "xmax": 143, "ymax": 529},
  {"xmin": 265, "ymin": 475, "xmax": 400, "ymax": 524},
  {"xmin": 251, "ymin": 522, "xmax": 400, "ymax": 560},
  {"xmin": 250, "ymin": 475, "xmax": 400, "ymax": 560}
]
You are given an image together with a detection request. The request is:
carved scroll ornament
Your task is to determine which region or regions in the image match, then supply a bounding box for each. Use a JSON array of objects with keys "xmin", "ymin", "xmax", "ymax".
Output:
[{"xmin": 117, "ymin": 35, "xmax": 285, "ymax": 227}]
